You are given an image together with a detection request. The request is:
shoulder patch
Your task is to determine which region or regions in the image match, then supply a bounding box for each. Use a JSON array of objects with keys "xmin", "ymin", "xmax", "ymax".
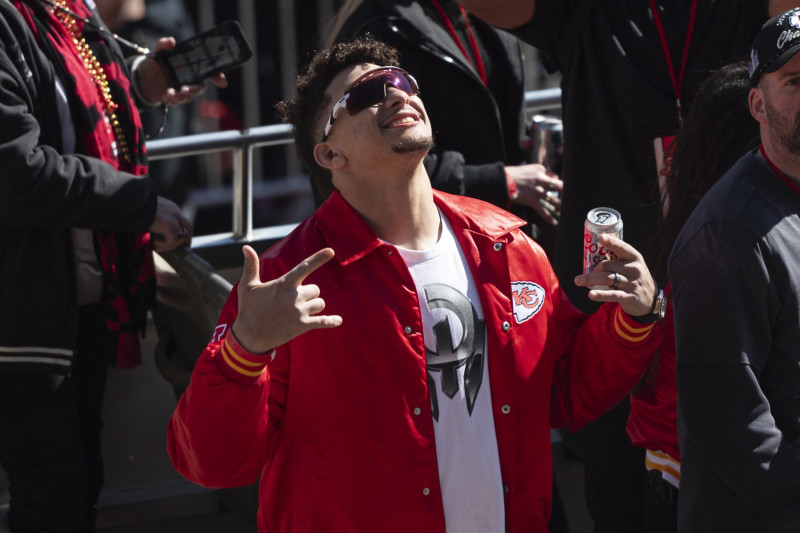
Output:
[
  {"xmin": 211, "ymin": 324, "xmax": 228, "ymax": 344},
  {"xmin": 511, "ymin": 281, "xmax": 545, "ymax": 324}
]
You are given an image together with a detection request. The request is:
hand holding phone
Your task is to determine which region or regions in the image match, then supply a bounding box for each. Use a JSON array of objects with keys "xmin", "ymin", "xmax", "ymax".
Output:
[{"xmin": 153, "ymin": 20, "xmax": 253, "ymax": 89}]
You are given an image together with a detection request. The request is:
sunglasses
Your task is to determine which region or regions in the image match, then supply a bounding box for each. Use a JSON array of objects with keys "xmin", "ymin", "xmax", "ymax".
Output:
[{"xmin": 321, "ymin": 66, "xmax": 420, "ymax": 142}]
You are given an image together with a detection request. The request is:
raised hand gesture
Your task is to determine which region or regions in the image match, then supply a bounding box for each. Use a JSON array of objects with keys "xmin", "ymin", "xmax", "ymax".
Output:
[{"xmin": 231, "ymin": 245, "xmax": 342, "ymax": 353}]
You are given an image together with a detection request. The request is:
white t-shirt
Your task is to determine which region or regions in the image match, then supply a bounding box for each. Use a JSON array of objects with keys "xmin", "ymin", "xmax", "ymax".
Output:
[{"xmin": 395, "ymin": 213, "xmax": 504, "ymax": 533}]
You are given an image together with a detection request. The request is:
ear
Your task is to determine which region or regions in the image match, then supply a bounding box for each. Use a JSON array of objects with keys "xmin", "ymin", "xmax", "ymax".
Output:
[
  {"xmin": 313, "ymin": 142, "xmax": 347, "ymax": 171},
  {"xmin": 749, "ymin": 86, "xmax": 767, "ymax": 124}
]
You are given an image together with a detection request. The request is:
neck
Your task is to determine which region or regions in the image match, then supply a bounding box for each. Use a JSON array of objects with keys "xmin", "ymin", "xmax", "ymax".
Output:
[
  {"xmin": 769, "ymin": 0, "xmax": 800, "ymax": 17},
  {"xmin": 336, "ymin": 159, "xmax": 441, "ymax": 250},
  {"xmin": 761, "ymin": 138, "xmax": 800, "ymax": 187}
]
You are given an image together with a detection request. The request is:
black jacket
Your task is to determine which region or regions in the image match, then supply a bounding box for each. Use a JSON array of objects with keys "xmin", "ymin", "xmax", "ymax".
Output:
[
  {"xmin": 334, "ymin": 0, "xmax": 526, "ymax": 208},
  {"xmin": 670, "ymin": 152, "xmax": 800, "ymax": 532},
  {"xmin": 0, "ymin": 1, "xmax": 157, "ymax": 374}
]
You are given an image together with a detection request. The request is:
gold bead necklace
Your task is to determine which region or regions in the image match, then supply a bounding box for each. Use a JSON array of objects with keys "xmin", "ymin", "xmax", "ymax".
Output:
[{"xmin": 52, "ymin": 0, "xmax": 131, "ymax": 164}]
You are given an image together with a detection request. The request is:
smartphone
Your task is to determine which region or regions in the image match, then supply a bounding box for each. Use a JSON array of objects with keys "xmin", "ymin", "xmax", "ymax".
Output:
[{"xmin": 154, "ymin": 20, "xmax": 253, "ymax": 89}]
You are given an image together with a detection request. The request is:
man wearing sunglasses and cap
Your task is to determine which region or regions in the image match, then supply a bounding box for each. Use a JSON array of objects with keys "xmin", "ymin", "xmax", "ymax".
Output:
[
  {"xmin": 168, "ymin": 37, "xmax": 663, "ymax": 532},
  {"xmin": 667, "ymin": 8, "xmax": 800, "ymax": 532}
]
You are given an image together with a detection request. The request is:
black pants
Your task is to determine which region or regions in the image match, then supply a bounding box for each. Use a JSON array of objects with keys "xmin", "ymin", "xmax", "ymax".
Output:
[
  {"xmin": 0, "ymin": 305, "xmax": 109, "ymax": 533},
  {"xmin": 577, "ymin": 397, "xmax": 647, "ymax": 533},
  {"xmin": 644, "ymin": 469, "xmax": 678, "ymax": 533}
]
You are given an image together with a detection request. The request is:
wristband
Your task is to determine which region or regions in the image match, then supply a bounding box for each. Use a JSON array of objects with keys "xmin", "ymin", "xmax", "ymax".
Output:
[
  {"xmin": 505, "ymin": 170, "xmax": 519, "ymax": 210},
  {"xmin": 506, "ymin": 171, "xmax": 519, "ymax": 201}
]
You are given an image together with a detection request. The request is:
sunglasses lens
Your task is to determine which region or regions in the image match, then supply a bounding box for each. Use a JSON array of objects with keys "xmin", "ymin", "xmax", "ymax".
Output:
[
  {"xmin": 344, "ymin": 69, "xmax": 418, "ymax": 115},
  {"xmin": 322, "ymin": 68, "xmax": 419, "ymax": 142}
]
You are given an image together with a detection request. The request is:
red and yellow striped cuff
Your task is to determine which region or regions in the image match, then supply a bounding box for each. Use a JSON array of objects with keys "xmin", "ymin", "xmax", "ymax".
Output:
[
  {"xmin": 645, "ymin": 449, "xmax": 681, "ymax": 488},
  {"xmin": 613, "ymin": 307, "xmax": 655, "ymax": 343},
  {"xmin": 218, "ymin": 330, "xmax": 270, "ymax": 379}
]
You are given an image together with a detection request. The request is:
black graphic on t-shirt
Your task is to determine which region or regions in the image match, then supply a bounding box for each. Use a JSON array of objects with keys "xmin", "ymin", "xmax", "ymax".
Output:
[{"xmin": 424, "ymin": 283, "xmax": 486, "ymax": 422}]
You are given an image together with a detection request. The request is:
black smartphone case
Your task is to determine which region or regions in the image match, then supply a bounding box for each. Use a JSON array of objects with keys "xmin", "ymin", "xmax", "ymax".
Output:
[{"xmin": 154, "ymin": 20, "xmax": 253, "ymax": 89}]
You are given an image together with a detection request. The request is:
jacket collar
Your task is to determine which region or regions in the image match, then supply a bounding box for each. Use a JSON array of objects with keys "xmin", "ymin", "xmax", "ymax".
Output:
[{"xmin": 315, "ymin": 189, "xmax": 525, "ymax": 266}]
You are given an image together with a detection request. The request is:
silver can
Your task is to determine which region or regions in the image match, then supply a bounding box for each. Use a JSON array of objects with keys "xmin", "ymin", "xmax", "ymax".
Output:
[
  {"xmin": 528, "ymin": 114, "xmax": 564, "ymax": 175},
  {"xmin": 583, "ymin": 208, "xmax": 623, "ymax": 284},
  {"xmin": 526, "ymin": 115, "xmax": 564, "ymax": 219}
]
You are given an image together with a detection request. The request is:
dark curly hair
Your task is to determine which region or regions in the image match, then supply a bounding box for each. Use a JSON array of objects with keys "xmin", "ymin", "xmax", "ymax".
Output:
[
  {"xmin": 275, "ymin": 37, "xmax": 400, "ymax": 203},
  {"xmin": 636, "ymin": 61, "xmax": 758, "ymax": 395},
  {"xmin": 647, "ymin": 61, "xmax": 759, "ymax": 285}
]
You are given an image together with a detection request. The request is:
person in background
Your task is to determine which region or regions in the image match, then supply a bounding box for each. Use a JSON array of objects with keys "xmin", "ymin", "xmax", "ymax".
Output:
[
  {"xmin": 94, "ymin": 0, "xmax": 143, "ymax": 28},
  {"xmin": 452, "ymin": 2, "xmax": 786, "ymax": 530},
  {"xmin": 104, "ymin": 0, "xmax": 203, "ymax": 205},
  {"xmin": 0, "ymin": 1, "xmax": 224, "ymax": 531},
  {"xmin": 167, "ymin": 37, "xmax": 663, "ymax": 532},
  {"xmin": 325, "ymin": 0, "xmax": 563, "ymax": 242},
  {"xmin": 668, "ymin": 8, "xmax": 800, "ymax": 531},
  {"xmin": 624, "ymin": 61, "xmax": 759, "ymax": 533}
]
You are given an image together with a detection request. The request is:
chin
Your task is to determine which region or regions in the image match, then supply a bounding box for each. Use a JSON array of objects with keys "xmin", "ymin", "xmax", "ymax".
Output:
[{"xmin": 391, "ymin": 135, "xmax": 435, "ymax": 154}]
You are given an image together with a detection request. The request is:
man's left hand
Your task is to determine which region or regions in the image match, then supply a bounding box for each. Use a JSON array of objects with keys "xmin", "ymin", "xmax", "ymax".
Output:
[{"xmin": 573, "ymin": 233, "xmax": 658, "ymax": 317}]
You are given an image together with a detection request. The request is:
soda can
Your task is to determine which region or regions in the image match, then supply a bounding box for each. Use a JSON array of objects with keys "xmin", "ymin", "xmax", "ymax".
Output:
[
  {"xmin": 584, "ymin": 208, "xmax": 623, "ymax": 287},
  {"xmin": 528, "ymin": 114, "xmax": 564, "ymax": 175}
]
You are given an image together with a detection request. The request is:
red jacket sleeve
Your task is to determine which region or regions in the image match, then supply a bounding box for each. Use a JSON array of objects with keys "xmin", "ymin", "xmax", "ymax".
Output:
[
  {"xmin": 167, "ymin": 283, "xmax": 289, "ymax": 488},
  {"xmin": 549, "ymin": 288, "xmax": 662, "ymax": 431}
]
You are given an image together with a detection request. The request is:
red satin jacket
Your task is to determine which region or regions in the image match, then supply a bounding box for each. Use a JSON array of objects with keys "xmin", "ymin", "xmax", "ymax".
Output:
[
  {"xmin": 168, "ymin": 190, "xmax": 658, "ymax": 532},
  {"xmin": 627, "ymin": 284, "xmax": 679, "ymax": 461}
]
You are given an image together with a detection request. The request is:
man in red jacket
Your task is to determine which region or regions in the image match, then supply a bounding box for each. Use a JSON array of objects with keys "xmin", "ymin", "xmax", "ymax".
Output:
[{"xmin": 168, "ymin": 37, "xmax": 663, "ymax": 532}]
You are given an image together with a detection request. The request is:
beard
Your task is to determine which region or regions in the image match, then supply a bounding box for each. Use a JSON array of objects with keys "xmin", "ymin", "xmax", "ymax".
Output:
[
  {"xmin": 392, "ymin": 134, "xmax": 435, "ymax": 154},
  {"xmin": 765, "ymin": 97, "xmax": 800, "ymax": 156}
]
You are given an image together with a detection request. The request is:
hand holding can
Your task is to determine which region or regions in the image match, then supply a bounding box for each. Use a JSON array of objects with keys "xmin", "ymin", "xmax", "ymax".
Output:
[
  {"xmin": 583, "ymin": 207, "xmax": 623, "ymax": 289},
  {"xmin": 574, "ymin": 231, "xmax": 658, "ymax": 318}
]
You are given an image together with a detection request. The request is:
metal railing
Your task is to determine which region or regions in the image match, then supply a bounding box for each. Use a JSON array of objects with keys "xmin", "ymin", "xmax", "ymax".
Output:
[{"xmin": 152, "ymin": 87, "xmax": 561, "ymax": 275}]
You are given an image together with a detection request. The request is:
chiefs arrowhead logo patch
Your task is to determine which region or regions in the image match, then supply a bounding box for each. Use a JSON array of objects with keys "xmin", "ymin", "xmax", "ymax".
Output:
[{"xmin": 511, "ymin": 281, "xmax": 545, "ymax": 324}]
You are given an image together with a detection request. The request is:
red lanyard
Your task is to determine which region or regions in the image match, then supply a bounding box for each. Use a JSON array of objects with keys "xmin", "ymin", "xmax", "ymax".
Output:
[
  {"xmin": 648, "ymin": 0, "xmax": 698, "ymax": 123},
  {"xmin": 760, "ymin": 145, "xmax": 800, "ymax": 198},
  {"xmin": 430, "ymin": 0, "xmax": 488, "ymax": 86}
]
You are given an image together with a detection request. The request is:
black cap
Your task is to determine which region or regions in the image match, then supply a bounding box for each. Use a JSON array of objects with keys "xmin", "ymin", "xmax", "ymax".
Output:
[{"xmin": 749, "ymin": 8, "xmax": 800, "ymax": 86}]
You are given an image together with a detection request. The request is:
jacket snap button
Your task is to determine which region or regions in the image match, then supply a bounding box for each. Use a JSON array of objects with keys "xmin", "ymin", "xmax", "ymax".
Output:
[
  {"xmin": 502, "ymin": 321, "xmax": 511, "ymax": 332},
  {"xmin": 404, "ymin": 326, "xmax": 412, "ymax": 335},
  {"xmin": 413, "ymin": 408, "xmax": 421, "ymax": 416},
  {"xmin": 493, "ymin": 242, "xmax": 503, "ymax": 252},
  {"xmin": 422, "ymin": 487, "xmax": 431, "ymax": 496},
  {"xmin": 501, "ymin": 405, "xmax": 511, "ymax": 414}
]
